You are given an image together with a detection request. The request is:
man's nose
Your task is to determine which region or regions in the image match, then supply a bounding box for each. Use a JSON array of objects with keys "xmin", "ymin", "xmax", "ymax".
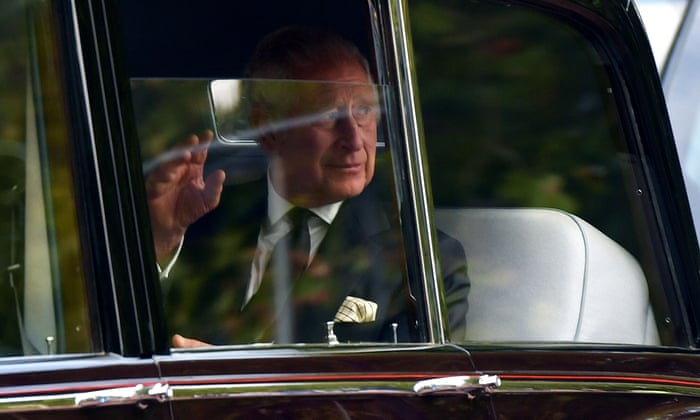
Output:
[{"xmin": 335, "ymin": 113, "xmax": 363, "ymax": 150}]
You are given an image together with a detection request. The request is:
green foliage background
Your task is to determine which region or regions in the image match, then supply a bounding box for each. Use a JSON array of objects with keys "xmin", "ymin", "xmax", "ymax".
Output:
[{"xmin": 408, "ymin": 0, "xmax": 644, "ymax": 256}]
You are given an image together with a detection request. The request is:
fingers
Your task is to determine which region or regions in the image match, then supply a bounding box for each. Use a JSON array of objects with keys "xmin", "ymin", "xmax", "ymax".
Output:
[
  {"xmin": 146, "ymin": 159, "xmax": 188, "ymax": 198},
  {"xmin": 190, "ymin": 130, "xmax": 214, "ymax": 165},
  {"xmin": 159, "ymin": 130, "xmax": 214, "ymax": 173},
  {"xmin": 146, "ymin": 138, "xmax": 196, "ymax": 185},
  {"xmin": 172, "ymin": 333, "xmax": 212, "ymax": 348},
  {"xmin": 203, "ymin": 169, "xmax": 226, "ymax": 209},
  {"xmin": 146, "ymin": 131, "xmax": 215, "ymax": 195}
]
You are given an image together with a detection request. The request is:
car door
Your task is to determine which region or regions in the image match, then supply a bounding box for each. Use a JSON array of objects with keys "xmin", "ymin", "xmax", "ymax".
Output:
[
  {"xmin": 4, "ymin": 0, "xmax": 697, "ymax": 418},
  {"xmin": 0, "ymin": 0, "xmax": 170, "ymax": 418},
  {"xmin": 115, "ymin": 0, "xmax": 492, "ymax": 418},
  {"xmin": 407, "ymin": 0, "xmax": 700, "ymax": 417}
]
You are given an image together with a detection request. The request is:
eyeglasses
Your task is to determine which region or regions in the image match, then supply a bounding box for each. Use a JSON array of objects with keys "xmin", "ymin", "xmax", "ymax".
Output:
[{"xmin": 311, "ymin": 103, "xmax": 379, "ymax": 129}]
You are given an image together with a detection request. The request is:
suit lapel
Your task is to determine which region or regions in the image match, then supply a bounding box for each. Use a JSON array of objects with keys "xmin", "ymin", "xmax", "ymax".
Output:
[
  {"xmin": 290, "ymin": 188, "xmax": 396, "ymax": 341},
  {"xmin": 165, "ymin": 156, "xmax": 420, "ymax": 345}
]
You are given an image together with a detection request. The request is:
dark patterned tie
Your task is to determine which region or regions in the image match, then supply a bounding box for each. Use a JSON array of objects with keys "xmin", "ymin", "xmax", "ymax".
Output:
[
  {"xmin": 270, "ymin": 207, "xmax": 312, "ymax": 342},
  {"xmin": 243, "ymin": 207, "xmax": 313, "ymax": 343},
  {"xmin": 283, "ymin": 207, "xmax": 312, "ymax": 279}
]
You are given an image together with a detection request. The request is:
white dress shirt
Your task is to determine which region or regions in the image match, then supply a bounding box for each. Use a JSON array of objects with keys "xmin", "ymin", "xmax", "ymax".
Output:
[{"xmin": 242, "ymin": 175, "xmax": 342, "ymax": 307}]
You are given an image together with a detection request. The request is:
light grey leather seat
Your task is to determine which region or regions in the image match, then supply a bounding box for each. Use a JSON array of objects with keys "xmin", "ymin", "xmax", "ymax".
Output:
[{"xmin": 435, "ymin": 208, "xmax": 660, "ymax": 345}]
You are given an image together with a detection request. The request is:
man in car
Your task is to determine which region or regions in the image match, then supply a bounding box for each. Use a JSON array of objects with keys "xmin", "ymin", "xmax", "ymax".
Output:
[{"xmin": 146, "ymin": 26, "xmax": 469, "ymax": 346}]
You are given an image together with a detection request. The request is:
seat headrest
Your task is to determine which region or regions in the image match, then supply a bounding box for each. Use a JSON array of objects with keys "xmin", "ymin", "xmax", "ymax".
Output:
[{"xmin": 435, "ymin": 208, "xmax": 659, "ymax": 345}]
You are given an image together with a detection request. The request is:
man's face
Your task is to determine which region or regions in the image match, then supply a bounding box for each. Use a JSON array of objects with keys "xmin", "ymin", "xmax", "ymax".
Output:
[{"xmin": 261, "ymin": 60, "xmax": 378, "ymax": 207}]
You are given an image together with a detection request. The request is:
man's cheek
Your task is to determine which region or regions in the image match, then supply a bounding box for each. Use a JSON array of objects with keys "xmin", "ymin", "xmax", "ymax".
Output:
[{"xmin": 365, "ymin": 158, "xmax": 375, "ymax": 183}]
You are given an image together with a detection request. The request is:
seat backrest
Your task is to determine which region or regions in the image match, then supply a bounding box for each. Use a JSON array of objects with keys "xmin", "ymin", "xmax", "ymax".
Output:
[{"xmin": 435, "ymin": 208, "xmax": 660, "ymax": 345}]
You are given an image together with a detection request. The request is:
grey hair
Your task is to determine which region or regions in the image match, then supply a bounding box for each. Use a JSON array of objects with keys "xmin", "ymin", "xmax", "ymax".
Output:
[{"xmin": 245, "ymin": 26, "xmax": 370, "ymax": 80}]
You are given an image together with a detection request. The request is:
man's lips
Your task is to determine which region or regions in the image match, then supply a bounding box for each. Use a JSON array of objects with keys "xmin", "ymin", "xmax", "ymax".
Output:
[{"xmin": 326, "ymin": 162, "xmax": 364, "ymax": 170}]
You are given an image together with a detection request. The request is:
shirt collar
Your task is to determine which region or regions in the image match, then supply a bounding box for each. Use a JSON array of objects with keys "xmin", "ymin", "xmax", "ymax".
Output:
[{"xmin": 267, "ymin": 172, "xmax": 342, "ymax": 226}]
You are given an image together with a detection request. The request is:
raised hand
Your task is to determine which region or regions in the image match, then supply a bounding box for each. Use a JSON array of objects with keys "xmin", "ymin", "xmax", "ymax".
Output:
[{"xmin": 146, "ymin": 130, "xmax": 226, "ymax": 262}]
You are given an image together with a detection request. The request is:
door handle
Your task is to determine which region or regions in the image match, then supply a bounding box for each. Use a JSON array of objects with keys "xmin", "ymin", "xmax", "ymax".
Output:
[
  {"xmin": 74, "ymin": 383, "xmax": 171, "ymax": 405},
  {"xmin": 413, "ymin": 374, "xmax": 501, "ymax": 395}
]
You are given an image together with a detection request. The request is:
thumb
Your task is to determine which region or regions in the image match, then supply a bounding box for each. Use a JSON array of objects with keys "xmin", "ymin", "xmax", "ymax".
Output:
[{"xmin": 172, "ymin": 333, "xmax": 211, "ymax": 348}]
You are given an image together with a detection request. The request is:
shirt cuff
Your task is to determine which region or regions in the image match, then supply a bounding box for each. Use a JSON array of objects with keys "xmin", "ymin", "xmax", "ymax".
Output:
[{"xmin": 156, "ymin": 236, "xmax": 184, "ymax": 280}]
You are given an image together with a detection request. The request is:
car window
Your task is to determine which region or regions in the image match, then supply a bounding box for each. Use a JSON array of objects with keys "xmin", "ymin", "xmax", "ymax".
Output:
[
  {"xmin": 134, "ymin": 77, "xmax": 419, "ymax": 345},
  {"xmin": 121, "ymin": 1, "xmax": 454, "ymax": 346},
  {"xmin": 0, "ymin": 0, "xmax": 93, "ymax": 356},
  {"xmin": 410, "ymin": 0, "xmax": 672, "ymax": 345}
]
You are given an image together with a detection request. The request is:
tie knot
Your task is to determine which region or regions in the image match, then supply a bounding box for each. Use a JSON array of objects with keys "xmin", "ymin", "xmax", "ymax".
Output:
[
  {"xmin": 285, "ymin": 208, "xmax": 313, "ymax": 244},
  {"xmin": 286, "ymin": 207, "xmax": 311, "ymax": 227}
]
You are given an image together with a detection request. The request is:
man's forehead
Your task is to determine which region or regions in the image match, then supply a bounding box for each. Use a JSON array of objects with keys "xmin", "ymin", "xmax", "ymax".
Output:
[
  {"xmin": 285, "ymin": 81, "xmax": 378, "ymax": 111},
  {"xmin": 310, "ymin": 81, "xmax": 376, "ymax": 98},
  {"xmin": 290, "ymin": 58, "xmax": 370, "ymax": 83}
]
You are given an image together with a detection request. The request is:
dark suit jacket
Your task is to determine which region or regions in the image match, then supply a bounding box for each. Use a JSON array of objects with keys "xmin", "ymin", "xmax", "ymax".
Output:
[{"xmin": 162, "ymin": 176, "xmax": 469, "ymax": 344}]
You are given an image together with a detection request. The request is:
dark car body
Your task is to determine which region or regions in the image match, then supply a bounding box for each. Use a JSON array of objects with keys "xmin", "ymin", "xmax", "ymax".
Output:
[{"xmin": 1, "ymin": 0, "xmax": 700, "ymax": 418}]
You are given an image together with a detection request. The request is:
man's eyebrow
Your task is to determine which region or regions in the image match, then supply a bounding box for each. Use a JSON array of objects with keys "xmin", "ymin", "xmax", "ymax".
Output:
[{"xmin": 315, "ymin": 84, "xmax": 378, "ymax": 103}]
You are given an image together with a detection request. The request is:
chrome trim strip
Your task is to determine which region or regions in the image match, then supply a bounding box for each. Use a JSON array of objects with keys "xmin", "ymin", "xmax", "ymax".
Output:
[
  {"xmin": 168, "ymin": 380, "xmax": 417, "ymax": 399},
  {"xmin": 168, "ymin": 376, "xmax": 498, "ymax": 399},
  {"xmin": 386, "ymin": 0, "xmax": 447, "ymax": 344},
  {"xmin": 495, "ymin": 377, "xmax": 700, "ymax": 396},
  {"xmin": 5, "ymin": 375, "xmax": 700, "ymax": 410},
  {"xmin": 0, "ymin": 383, "xmax": 169, "ymax": 411}
]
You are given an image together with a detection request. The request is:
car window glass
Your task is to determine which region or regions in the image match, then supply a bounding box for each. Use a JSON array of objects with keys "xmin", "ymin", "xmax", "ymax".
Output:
[
  {"xmin": 0, "ymin": 0, "xmax": 93, "ymax": 356},
  {"xmin": 122, "ymin": 2, "xmax": 439, "ymax": 347},
  {"xmin": 409, "ymin": 0, "xmax": 670, "ymax": 345},
  {"xmin": 134, "ymin": 77, "xmax": 417, "ymax": 345}
]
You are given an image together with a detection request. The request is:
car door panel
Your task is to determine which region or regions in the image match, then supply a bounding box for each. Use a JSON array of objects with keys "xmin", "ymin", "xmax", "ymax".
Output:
[
  {"xmin": 470, "ymin": 349, "xmax": 700, "ymax": 418},
  {"xmin": 157, "ymin": 346, "xmax": 493, "ymax": 418},
  {"xmin": 0, "ymin": 356, "xmax": 168, "ymax": 419}
]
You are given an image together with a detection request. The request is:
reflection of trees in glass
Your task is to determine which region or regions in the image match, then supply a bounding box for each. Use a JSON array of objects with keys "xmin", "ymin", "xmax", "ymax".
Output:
[
  {"xmin": 409, "ymin": 0, "xmax": 640, "ymax": 253},
  {"xmin": 131, "ymin": 80, "xmax": 265, "ymax": 341},
  {"xmin": 0, "ymin": 2, "xmax": 27, "ymax": 146},
  {"xmin": 130, "ymin": 79, "xmax": 213, "ymax": 161},
  {"xmin": 0, "ymin": 1, "xmax": 92, "ymax": 355},
  {"xmin": 34, "ymin": 3, "xmax": 91, "ymax": 354},
  {"xmin": 0, "ymin": 1, "xmax": 27, "ymax": 355}
]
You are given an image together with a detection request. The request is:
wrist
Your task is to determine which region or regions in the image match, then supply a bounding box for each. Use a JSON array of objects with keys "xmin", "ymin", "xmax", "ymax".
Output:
[
  {"xmin": 153, "ymin": 228, "xmax": 186, "ymax": 264},
  {"xmin": 156, "ymin": 236, "xmax": 185, "ymax": 279}
]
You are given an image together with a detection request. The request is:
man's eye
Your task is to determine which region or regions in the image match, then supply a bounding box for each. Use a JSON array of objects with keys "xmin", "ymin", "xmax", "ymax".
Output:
[
  {"xmin": 314, "ymin": 108, "xmax": 341, "ymax": 124},
  {"xmin": 353, "ymin": 105, "xmax": 377, "ymax": 125},
  {"xmin": 355, "ymin": 106, "xmax": 371, "ymax": 116},
  {"xmin": 311, "ymin": 105, "xmax": 376, "ymax": 127},
  {"xmin": 323, "ymin": 109, "xmax": 342, "ymax": 120}
]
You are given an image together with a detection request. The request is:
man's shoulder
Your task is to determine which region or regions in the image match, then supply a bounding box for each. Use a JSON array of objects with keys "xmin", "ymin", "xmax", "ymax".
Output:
[{"xmin": 336, "ymin": 183, "xmax": 395, "ymax": 235}]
